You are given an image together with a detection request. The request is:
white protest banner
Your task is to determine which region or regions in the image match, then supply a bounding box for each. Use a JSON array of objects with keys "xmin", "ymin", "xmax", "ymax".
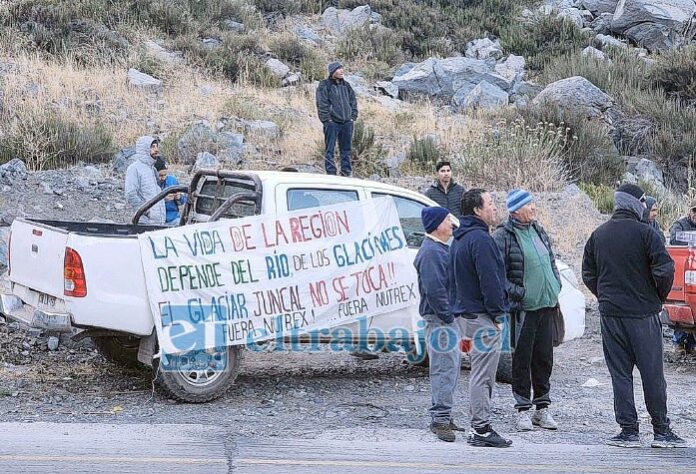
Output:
[{"xmin": 137, "ymin": 197, "xmax": 418, "ymax": 355}]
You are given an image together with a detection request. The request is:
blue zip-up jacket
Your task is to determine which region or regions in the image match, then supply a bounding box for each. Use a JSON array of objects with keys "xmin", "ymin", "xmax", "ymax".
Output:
[
  {"xmin": 158, "ymin": 175, "xmax": 188, "ymax": 224},
  {"xmin": 414, "ymin": 237, "xmax": 453, "ymax": 323},
  {"xmin": 449, "ymin": 215, "xmax": 509, "ymax": 321}
]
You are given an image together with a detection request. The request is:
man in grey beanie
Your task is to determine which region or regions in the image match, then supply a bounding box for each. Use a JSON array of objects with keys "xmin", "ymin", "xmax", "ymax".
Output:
[
  {"xmin": 583, "ymin": 183, "xmax": 685, "ymax": 448},
  {"xmin": 315, "ymin": 61, "xmax": 358, "ymax": 176}
]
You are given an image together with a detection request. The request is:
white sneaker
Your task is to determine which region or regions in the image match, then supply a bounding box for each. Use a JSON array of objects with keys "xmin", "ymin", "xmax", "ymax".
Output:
[
  {"xmin": 517, "ymin": 410, "xmax": 534, "ymax": 431},
  {"xmin": 532, "ymin": 408, "xmax": 558, "ymax": 430}
]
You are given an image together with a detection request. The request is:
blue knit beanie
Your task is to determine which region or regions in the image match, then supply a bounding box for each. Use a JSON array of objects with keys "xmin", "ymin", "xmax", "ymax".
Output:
[
  {"xmin": 421, "ymin": 206, "xmax": 449, "ymax": 233},
  {"xmin": 507, "ymin": 189, "xmax": 533, "ymax": 213}
]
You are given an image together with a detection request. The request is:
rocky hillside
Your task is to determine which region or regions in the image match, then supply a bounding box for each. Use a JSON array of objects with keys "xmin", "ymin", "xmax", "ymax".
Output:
[{"xmin": 0, "ymin": 0, "xmax": 695, "ymax": 222}]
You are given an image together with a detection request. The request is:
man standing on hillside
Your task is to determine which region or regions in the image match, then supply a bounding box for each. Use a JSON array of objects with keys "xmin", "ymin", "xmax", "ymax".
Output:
[
  {"xmin": 414, "ymin": 206, "xmax": 461, "ymax": 442},
  {"xmin": 493, "ymin": 189, "xmax": 561, "ymax": 432},
  {"xmin": 316, "ymin": 61, "xmax": 358, "ymax": 177},
  {"xmin": 125, "ymin": 136, "xmax": 166, "ymax": 225},
  {"xmin": 450, "ymin": 188, "xmax": 512, "ymax": 448},
  {"xmin": 424, "ymin": 161, "xmax": 466, "ymax": 220},
  {"xmin": 583, "ymin": 183, "xmax": 685, "ymax": 448}
]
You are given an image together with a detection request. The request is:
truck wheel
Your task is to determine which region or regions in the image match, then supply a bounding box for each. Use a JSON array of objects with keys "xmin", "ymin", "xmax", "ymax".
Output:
[
  {"xmin": 154, "ymin": 345, "xmax": 243, "ymax": 403},
  {"xmin": 92, "ymin": 336, "xmax": 142, "ymax": 370},
  {"xmin": 496, "ymin": 351, "xmax": 513, "ymax": 384}
]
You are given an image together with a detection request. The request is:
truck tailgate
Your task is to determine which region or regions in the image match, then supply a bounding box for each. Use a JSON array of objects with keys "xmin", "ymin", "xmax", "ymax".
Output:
[{"xmin": 8, "ymin": 219, "xmax": 69, "ymax": 298}]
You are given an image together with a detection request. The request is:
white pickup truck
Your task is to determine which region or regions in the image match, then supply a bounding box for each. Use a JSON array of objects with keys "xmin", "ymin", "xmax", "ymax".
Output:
[{"xmin": 0, "ymin": 170, "xmax": 585, "ymax": 402}]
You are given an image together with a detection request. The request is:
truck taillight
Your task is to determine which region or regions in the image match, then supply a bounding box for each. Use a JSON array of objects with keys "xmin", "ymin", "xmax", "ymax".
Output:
[{"xmin": 64, "ymin": 247, "xmax": 87, "ymax": 297}]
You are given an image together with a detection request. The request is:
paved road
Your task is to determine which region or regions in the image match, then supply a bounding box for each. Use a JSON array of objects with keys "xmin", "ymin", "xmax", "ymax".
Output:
[{"xmin": 0, "ymin": 423, "xmax": 693, "ymax": 473}]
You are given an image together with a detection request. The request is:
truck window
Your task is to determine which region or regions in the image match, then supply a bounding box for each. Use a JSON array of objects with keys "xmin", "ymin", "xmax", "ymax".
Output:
[
  {"xmin": 371, "ymin": 193, "xmax": 427, "ymax": 248},
  {"xmin": 196, "ymin": 180, "xmax": 257, "ymax": 218},
  {"xmin": 287, "ymin": 188, "xmax": 358, "ymax": 211}
]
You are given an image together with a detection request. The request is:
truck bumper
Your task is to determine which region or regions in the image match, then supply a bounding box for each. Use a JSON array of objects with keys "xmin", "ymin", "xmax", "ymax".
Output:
[
  {"xmin": 664, "ymin": 304, "xmax": 696, "ymax": 328},
  {"xmin": 0, "ymin": 278, "xmax": 73, "ymax": 332}
]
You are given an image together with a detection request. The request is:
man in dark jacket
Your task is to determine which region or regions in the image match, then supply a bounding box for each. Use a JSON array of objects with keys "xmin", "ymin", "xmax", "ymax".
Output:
[
  {"xmin": 424, "ymin": 161, "xmax": 466, "ymax": 220},
  {"xmin": 668, "ymin": 201, "xmax": 696, "ymax": 245},
  {"xmin": 315, "ymin": 61, "xmax": 358, "ymax": 177},
  {"xmin": 414, "ymin": 206, "xmax": 460, "ymax": 442},
  {"xmin": 450, "ymin": 188, "xmax": 512, "ymax": 448},
  {"xmin": 582, "ymin": 183, "xmax": 685, "ymax": 448},
  {"xmin": 493, "ymin": 189, "xmax": 561, "ymax": 432}
]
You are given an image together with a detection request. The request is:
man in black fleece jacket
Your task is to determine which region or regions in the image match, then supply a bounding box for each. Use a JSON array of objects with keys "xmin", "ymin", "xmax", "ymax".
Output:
[
  {"xmin": 583, "ymin": 183, "xmax": 685, "ymax": 449},
  {"xmin": 315, "ymin": 61, "xmax": 358, "ymax": 176},
  {"xmin": 414, "ymin": 206, "xmax": 459, "ymax": 442}
]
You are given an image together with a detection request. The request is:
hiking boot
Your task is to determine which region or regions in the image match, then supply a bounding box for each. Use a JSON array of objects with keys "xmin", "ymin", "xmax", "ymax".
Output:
[
  {"xmin": 606, "ymin": 430, "xmax": 641, "ymax": 448},
  {"xmin": 517, "ymin": 410, "xmax": 534, "ymax": 431},
  {"xmin": 532, "ymin": 408, "xmax": 558, "ymax": 430},
  {"xmin": 652, "ymin": 428, "xmax": 687, "ymax": 448},
  {"xmin": 430, "ymin": 422, "xmax": 456, "ymax": 442},
  {"xmin": 448, "ymin": 420, "xmax": 467, "ymax": 432},
  {"xmin": 467, "ymin": 425, "xmax": 512, "ymax": 448}
]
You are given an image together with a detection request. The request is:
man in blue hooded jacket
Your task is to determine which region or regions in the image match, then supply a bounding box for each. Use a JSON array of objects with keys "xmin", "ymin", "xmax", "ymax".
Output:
[{"xmin": 449, "ymin": 188, "xmax": 512, "ymax": 448}]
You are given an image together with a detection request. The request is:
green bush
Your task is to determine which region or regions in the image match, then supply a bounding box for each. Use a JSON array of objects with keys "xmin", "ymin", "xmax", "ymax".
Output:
[
  {"xmin": 351, "ymin": 119, "xmax": 388, "ymax": 177},
  {"xmin": 520, "ymin": 106, "xmax": 623, "ymax": 185},
  {"xmin": 650, "ymin": 45, "xmax": 696, "ymax": 104},
  {"xmin": 578, "ymin": 182, "xmax": 614, "ymax": 214},
  {"xmin": 457, "ymin": 119, "xmax": 569, "ymax": 192},
  {"xmin": 406, "ymin": 135, "xmax": 444, "ymax": 172},
  {"xmin": 500, "ymin": 14, "xmax": 591, "ymax": 71},
  {"xmin": 336, "ymin": 24, "xmax": 404, "ymax": 69},
  {"xmin": 0, "ymin": 111, "xmax": 114, "ymax": 171},
  {"xmin": 267, "ymin": 33, "xmax": 327, "ymax": 82}
]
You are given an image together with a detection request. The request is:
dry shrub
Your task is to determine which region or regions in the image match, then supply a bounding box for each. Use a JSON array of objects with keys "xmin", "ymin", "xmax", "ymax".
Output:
[{"xmin": 456, "ymin": 119, "xmax": 570, "ymax": 192}]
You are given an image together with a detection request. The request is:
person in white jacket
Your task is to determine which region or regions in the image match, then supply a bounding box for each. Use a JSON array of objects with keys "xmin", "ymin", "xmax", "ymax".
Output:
[{"xmin": 125, "ymin": 136, "xmax": 166, "ymax": 225}]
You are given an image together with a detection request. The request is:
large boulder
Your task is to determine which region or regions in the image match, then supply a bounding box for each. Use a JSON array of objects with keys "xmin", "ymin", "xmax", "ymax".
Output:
[
  {"xmin": 265, "ymin": 58, "xmax": 290, "ymax": 79},
  {"xmin": 127, "ymin": 68, "xmax": 162, "ymax": 93},
  {"xmin": 0, "ymin": 158, "xmax": 28, "ymax": 185},
  {"xmin": 112, "ymin": 147, "xmax": 136, "ymax": 174},
  {"xmin": 191, "ymin": 152, "xmax": 220, "ymax": 172},
  {"xmin": 321, "ymin": 6, "xmax": 380, "ymax": 34},
  {"xmin": 590, "ymin": 13, "xmax": 614, "ymax": 33},
  {"xmin": 454, "ymin": 81, "xmax": 509, "ymax": 110},
  {"xmin": 465, "ymin": 38, "xmax": 503, "ymax": 60},
  {"xmin": 611, "ymin": 0, "xmax": 696, "ymax": 51},
  {"xmin": 216, "ymin": 132, "xmax": 245, "ymax": 164},
  {"xmin": 582, "ymin": 0, "xmax": 619, "ymax": 14},
  {"xmin": 532, "ymin": 76, "xmax": 614, "ymax": 120},
  {"xmin": 433, "ymin": 57, "xmax": 510, "ymax": 98},
  {"xmin": 392, "ymin": 58, "xmax": 440, "ymax": 97},
  {"xmin": 177, "ymin": 120, "xmax": 217, "ymax": 163}
]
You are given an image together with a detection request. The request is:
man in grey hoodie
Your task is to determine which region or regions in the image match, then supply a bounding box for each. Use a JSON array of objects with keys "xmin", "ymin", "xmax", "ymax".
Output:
[
  {"xmin": 125, "ymin": 136, "xmax": 166, "ymax": 225},
  {"xmin": 315, "ymin": 61, "xmax": 358, "ymax": 177}
]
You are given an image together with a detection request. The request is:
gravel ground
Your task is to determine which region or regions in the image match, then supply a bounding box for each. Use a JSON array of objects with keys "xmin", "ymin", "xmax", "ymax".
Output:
[{"xmin": 1, "ymin": 305, "xmax": 695, "ymax": 446}]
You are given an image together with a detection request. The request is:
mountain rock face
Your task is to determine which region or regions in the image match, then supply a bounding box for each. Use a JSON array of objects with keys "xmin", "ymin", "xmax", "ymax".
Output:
[{"xmin": 610, "ymin": 0, "xmax": 696, "ymax": 51}]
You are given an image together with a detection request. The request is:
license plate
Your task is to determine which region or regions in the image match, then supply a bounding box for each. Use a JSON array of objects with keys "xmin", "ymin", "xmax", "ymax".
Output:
[{"xmin": 37, "ymin": 292, "xmax": 56, "ymax": 308}]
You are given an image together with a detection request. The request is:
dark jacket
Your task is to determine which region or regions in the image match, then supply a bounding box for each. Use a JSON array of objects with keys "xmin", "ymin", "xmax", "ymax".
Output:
[
  {"xmin": 316, "ymin": 78, "xmax": 358, "ymax": 124},
  {"xmin": 424, "ymin": 181, "xmax": 466, "ymax": 220},
  {"xmin": 414, "ymin": 237, "xmax": 452, "ymax": 323},
  {"xmin": 449, "ymin": 216, "xmax": 509, "ymax": 321},
  {"xmin": 492, "ymin": 219, "xmax": 561, "ymax": 312},
  {"xmin": 582, "ymin": 209, "xmax": 674, "ymax": 318},
  {"xmin": 669, "ymin": 216, "xmax": 696, "ymax": 245}
]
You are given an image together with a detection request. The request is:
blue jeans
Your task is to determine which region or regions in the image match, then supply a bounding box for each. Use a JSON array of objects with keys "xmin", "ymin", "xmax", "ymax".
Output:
[
  {"xmin": 323, "ymin": 121, "xmax": 353, "ymax": 176},
  {"xmin": 673, "ymin": 330, "xmax": 696, "ymax": 349}
]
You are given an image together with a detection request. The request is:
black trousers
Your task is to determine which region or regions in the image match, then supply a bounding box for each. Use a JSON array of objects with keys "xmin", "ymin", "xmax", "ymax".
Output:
[
  {"xmin": 601, "ymin": 314, "xmax": 669, "ymax": 433},
  {"xmin": 512, "ymin": 307, "xmax": 554, "ymax": 411}
]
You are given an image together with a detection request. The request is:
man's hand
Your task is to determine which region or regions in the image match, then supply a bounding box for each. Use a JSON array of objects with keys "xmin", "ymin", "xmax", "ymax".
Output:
[{"xmin": 164, "ymin": 194, "xmax": 175, "ymax": 202}]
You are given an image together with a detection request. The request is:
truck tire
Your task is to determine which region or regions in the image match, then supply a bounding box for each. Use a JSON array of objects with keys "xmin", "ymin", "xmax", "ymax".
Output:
[
  {"xmin": 92, "ymin": 336, "xmax": 142, "ymax": 370},
  {"xmin": 154, "ymin": 345, "xmax": 243, "ymax": 403}
]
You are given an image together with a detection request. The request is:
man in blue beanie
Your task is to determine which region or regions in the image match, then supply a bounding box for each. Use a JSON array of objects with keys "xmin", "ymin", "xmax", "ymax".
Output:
[
  {"xmin": 315, "ymin": 61, "xmax": 358, "ymax": 176},
  {"xmin": 583, "ymin": 183, "xmax": 685, "ymax": 448},
  {"xmin": 493, "ymin": 189, "xmax": 561, "ymax": 432},
  {"xmin": 414, "ymin": 206, "xmax": 459, "ymax": 442}
]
